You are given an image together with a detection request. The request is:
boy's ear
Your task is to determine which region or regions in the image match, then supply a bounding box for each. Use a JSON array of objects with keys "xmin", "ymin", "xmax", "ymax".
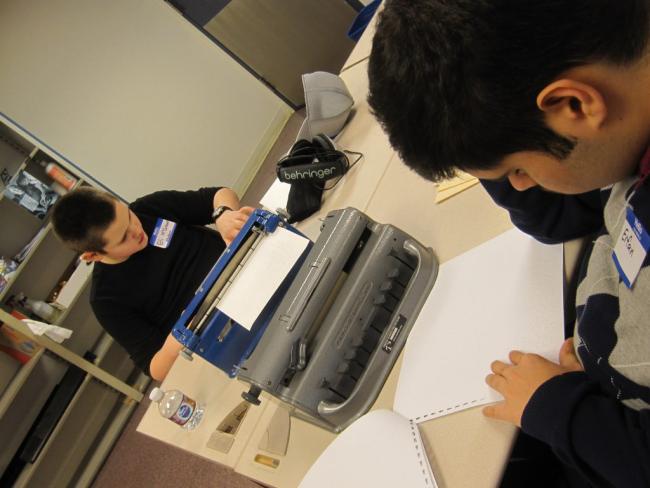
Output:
[
  {"xmin": 80, "ymin": 251, "xmax": 103, "ymax": 263},
  {"xmin": 536, "ymin": 79, "xmax": 607, "ymax": 136}
]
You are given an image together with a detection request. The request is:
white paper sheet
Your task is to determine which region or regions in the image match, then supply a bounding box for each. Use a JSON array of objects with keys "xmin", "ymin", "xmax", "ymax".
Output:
[
  {"xmin": 394, "ymin": 228, "xmax": 564, "ymax": 422},
  {"xmin": 217, "ymin": 226, "xmax": 309, "ymax": 330},
  {"xmin": 260, "ymin": 179, "xmax": 291, "ymax": 212},
  {"xmin": 299, "ymin": 410, "xmax": 437, "ymax": 488},
  {"xmin": 23, "ymin": 319, "xmax": 73, "ymax": 343}
]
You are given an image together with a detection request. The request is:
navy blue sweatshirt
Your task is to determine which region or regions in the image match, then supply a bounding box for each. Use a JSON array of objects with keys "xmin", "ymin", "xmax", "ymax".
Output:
[{"xmin": 481, "ymin": 172, "xmax": 650, "ymax": 487}]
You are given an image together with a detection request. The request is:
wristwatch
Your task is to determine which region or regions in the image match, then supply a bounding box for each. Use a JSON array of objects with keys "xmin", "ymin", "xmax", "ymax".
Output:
[{"xmin": 212, "ymin": 205, "xmax": 232, "ymax": 221}]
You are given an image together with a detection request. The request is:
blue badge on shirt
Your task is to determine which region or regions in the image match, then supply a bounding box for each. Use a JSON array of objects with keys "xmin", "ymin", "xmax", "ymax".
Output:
[
  {"xmin": 612, "ymin": 207, "xmax": 650, "ymax": 288},
  {"xmin": 149, "ymin": 218, "xmax": 177, "ymax": 249}
]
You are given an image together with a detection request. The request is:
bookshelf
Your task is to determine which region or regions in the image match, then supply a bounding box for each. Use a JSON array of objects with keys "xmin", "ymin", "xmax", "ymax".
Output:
[{"xmin": 0, "ymin": 120, "xmax": 148, "ymax": 486}]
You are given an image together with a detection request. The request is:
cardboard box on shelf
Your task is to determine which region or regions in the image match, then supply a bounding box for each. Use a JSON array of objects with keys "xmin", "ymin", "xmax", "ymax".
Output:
[{"xmin": 0, "ymin": 310, "xmax": 41, "ymax": 364}]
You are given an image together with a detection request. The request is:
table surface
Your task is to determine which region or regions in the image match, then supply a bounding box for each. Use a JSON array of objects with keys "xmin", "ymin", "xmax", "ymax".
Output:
[{"xmin": 137, "ymin": 11, "xmax": 575, "ymax": 487}]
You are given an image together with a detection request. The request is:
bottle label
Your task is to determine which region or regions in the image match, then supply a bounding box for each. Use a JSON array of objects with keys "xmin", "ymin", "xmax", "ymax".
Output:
[
  {"xmin": 170, "ymin": 395, "xmax": 196, "ymax": 426},
  {"xmin": 46, "ymin": 164, "xmax": 77, "ymax": 190}
]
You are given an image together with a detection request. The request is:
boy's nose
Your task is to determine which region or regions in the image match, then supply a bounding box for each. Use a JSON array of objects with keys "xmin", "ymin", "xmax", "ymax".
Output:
[{"xmin": 508, "ymin": 172, "xmax": 537, "ymax": 191}]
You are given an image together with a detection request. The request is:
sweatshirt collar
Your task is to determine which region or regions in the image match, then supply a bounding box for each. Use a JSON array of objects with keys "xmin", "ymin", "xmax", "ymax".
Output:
[{"xmin": 635, "ymin": 146, "xmax": 650, "ymax": 189}]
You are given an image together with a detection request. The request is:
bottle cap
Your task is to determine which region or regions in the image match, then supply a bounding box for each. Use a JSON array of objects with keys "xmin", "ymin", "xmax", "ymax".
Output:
[{"xmin": 149, "ymin": 387, "xmax": 164, "ymax": 402}]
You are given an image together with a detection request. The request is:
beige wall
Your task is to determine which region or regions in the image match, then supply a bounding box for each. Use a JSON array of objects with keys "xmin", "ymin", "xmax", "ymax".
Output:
[{"xmin": 0, "ymin": 0, "xmax": 291, "ymax": 201}]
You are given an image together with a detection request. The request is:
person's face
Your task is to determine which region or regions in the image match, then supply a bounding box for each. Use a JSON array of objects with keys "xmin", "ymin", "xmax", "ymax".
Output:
[
  {"xmin": 466, "ymin": 151, "xmax": 596, "ymax": 194},
  {"xmin": 467, "ymin": 139, "xmax": 644, "ymax": 195},
  {"xmin": 98, "ymin": 200, "xmax": 148, "ymax": 262}
]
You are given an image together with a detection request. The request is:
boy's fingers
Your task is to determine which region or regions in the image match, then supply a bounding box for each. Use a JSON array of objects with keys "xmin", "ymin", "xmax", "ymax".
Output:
[
  {"xmin": 485, "ymin": 373, "xmax": 506, "ymax": 393},
  {"xmin": 509, "ymin": 350, "xmax": 524, "ymax": 364},
  {"xmin": 483, "ymin": 403, "xmax": 504, "ymax": 420}
]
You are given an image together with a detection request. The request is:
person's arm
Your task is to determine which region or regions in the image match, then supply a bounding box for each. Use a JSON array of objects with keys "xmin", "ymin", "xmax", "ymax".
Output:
[
  {"xmin": 212, "ymin": 187, "xmax": 241, "ymax": 212},
  {"xmin": 130, "ymin": 187, "xmax": 222, "ymax": 226},
  {"xmin": 132, "ymin": 187, "xmax": 254, "ymax": 244},
  {"xmin": 522, "ymin": 373, "xmax": 650, "ymax": 487},
  {"xmin": 484, "ymin": 340, "xmax": 650, "ymax": 487},
  {"xmin": 149, "ymin": 333, "xmax": 184, "ymax": 381},
  {"xmin": 480, "ymin": 180, "xmax": 604, "ymax": 243},
  {"xmin": 212, "ymin": 188, "xmax": 254, "ymax": 244}
]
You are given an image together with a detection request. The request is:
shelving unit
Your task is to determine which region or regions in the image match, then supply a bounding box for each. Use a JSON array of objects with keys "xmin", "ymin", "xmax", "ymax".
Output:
[
  {"xmin": 0, "ymin": 349, "xmax": 46, "ymax": 419},
  {"xmin": 0, "ymin": 350, "xmax": 67, "ymax": 476},
  {"xmin": 0, "ymin": 118, "xmax": 149, "ymax": 486},
  {"xmin": 0, "ymin": 224, "xmax": 50, "ymax": 303},
  {"xmin": 12, "ymin": 337, "xmax": 141, "ymax": 488}
]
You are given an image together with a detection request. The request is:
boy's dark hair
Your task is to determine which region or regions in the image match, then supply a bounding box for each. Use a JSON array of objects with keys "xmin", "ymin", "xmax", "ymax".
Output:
[
  {"xmin": 52, "ymin": 187, "xmax": 116, "ymax": 253},
  {"xmin": 368, "ymin": 0, "xmax": 650, "ymax": 182}
]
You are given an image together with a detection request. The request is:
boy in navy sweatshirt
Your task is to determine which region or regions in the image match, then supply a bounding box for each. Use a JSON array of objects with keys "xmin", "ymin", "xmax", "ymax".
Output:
[{"xmin": 368, "ymin": 1, "xmax": 650, "ymax": 486}]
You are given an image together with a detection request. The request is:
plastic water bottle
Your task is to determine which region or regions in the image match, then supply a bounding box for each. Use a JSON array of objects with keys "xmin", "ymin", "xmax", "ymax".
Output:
[
  {"xmin": 45, "ymin": 162, "xmax": 78, "ymax": 190},
  {"xmin": 149, "ymin": 387, "xmax": 204, "ymax": 430},
  {"xmin": 24, "ymin": 298, "xmax": 59, "ymax": 322}
]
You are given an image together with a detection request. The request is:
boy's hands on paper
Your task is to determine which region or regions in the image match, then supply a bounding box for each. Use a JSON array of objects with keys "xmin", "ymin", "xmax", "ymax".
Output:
[
  {"xmin": 216, "ymin": 206, "xmax": 255, "ymax": 245},
  {"xmin": 482, "ymin": 338, "xmax": 583, "ymax": 426}
]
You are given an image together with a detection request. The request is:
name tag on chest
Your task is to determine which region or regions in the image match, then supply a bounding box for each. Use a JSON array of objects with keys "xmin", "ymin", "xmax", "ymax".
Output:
[
  {"xmin": 150, "ymin": 218, "xmax": 177, "ymax": 249},
  {"xmin": 612, "ymin": 207, "xmax": 650, "ymax": 288}
]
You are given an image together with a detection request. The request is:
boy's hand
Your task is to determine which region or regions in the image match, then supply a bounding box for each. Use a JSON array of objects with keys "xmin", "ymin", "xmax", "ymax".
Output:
[
  {"xmin": 482, "ymin": 338, "xmax": 583, "ymax": 426},
  {"xmin": 215, "ymin": 206, "xmax": 255, "ymax": 244}
]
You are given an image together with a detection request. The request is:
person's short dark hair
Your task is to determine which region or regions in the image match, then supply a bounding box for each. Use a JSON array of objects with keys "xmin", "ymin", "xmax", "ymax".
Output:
[
  {"xmin": 368, "ymin": 0, "xmax": 650, "ymax": 181},
  {"xmin": 52, "ymin": 187, "xmax": 116, "ymax": 252}
]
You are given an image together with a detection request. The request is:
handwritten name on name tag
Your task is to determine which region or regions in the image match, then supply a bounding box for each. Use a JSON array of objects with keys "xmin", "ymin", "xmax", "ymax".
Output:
[
  {"xmin": 149, "ymin": 218, "xmax": 177, "ymax": 249},
  {"xmin": 612, "ymin": 207, "xmax": 650, "ymax": 288}
]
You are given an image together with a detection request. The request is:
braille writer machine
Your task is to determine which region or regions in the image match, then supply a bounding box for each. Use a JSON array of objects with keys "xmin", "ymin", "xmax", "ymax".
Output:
[{"xmin": 172, "ymin": 207, "xmax": 438, "ymax": 432}]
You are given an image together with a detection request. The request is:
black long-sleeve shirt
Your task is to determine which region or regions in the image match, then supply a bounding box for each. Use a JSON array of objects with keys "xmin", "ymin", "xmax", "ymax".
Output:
[{"xmin": 90, "ymin": 188, "xmax": 225, "ymax": 374}]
